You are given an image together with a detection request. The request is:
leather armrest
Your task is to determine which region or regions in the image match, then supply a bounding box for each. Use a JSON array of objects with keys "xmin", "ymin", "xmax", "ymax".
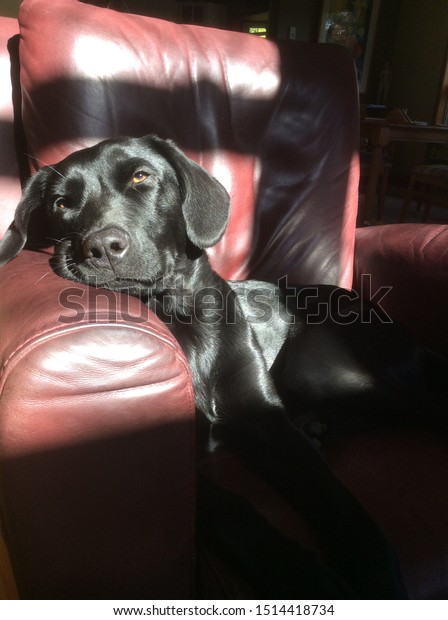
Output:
[
  {"xmin": 353, "ymin": 223, "xmax": 448, "ymax": 353},
  {"xmin": 0, "ymin": 250, "xmax": 196, "ymax": 598}
]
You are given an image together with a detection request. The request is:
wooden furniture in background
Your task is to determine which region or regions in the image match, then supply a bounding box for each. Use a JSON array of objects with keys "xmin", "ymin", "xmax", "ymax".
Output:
[
  {"xmin": 400, "ymin": 164, "xmax": 448, "ymax": 222},
  {"xmin": 361, "ymin": 118, "xmax": 448, "ymax": 224}
]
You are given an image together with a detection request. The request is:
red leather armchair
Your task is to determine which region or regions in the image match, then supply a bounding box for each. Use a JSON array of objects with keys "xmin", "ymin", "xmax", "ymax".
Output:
[{"xmin": 0, "ymin": 0, "xmax": 447, "ymax": 600}]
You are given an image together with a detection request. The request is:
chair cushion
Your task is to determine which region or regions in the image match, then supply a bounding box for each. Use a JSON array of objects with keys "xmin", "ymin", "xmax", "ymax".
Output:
[
  {"xmin": 328, "ymin": 428, "xmax": 448, "ymax": 600},
  {"xmin": 18, "ymin": 0, "xmax": 359, "ymax": 287}
]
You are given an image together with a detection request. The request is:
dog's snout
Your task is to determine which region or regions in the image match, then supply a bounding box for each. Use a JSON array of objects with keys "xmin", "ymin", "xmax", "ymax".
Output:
[{"xmin": 82, "ymin": 227, "xmax": 130, "ymax": 268}]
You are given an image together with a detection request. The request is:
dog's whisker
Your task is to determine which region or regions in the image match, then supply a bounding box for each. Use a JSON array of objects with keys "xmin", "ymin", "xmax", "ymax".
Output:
[
  {"xmin": 47, "ymin": 233, "xmax": 82, "ymax": 244},
  {"xmin": 26, "ymin": 154, "xmax": 66, "ymax": 179},
  {"xmin": 33, "ymin": 269, "xmax": 53, "ymax": 285}
]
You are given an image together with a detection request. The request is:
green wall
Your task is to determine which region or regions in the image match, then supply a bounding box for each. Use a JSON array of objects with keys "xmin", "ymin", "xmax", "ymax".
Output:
[{"xmin": 0, "ymin": 0, "xmax": 21, "ymax": 17}]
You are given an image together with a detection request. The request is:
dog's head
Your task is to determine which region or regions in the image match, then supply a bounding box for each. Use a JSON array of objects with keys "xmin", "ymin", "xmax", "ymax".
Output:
[{"xmin": 0, "ymin": 136, "xmax": 230, "ymax": 291}]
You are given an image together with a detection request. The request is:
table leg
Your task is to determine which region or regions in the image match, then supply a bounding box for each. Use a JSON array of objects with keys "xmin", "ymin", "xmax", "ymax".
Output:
[{"xmin": 362, "ymin": 144, "xmax": 383, "ymax": 225}]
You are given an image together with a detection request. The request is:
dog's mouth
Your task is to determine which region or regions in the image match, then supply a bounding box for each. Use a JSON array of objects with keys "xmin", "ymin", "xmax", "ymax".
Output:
[{"xmin": 51, "ymin": 243, "xmax": 162, "ymax": 293}]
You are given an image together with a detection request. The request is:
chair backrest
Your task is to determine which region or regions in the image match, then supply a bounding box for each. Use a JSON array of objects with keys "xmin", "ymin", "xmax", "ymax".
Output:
[
  {"xmin": 0, "ymin": 18, "xmax": 22, "ymax": 236},
  {"xmin": 17, "ymin": 0, "xmax": 360, "ymax": 287}
]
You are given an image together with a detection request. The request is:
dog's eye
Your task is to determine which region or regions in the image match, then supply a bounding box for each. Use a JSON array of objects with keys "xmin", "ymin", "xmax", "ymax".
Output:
[
  {"xmin": 132, "ymin": 171, "xmax": 149, "ymax": 185},
  {"xmin": 54, "ymin": 197, "xmax": 68, "ymax": 210}
]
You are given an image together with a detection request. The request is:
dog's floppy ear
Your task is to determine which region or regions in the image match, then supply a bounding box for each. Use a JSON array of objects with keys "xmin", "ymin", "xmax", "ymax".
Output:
[
  {"xmin": 0, "ymin": 169, "xmax": 48, "ymax": 267},
  {"xmin": 150, "ymin": 137, "xmax": 230, "ymax": 249}
]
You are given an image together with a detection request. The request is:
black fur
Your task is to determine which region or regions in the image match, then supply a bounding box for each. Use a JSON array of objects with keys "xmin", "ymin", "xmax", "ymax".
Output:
[{"xmin": 2, "ymin": 135, "xmax": 445, "ymax": 598}]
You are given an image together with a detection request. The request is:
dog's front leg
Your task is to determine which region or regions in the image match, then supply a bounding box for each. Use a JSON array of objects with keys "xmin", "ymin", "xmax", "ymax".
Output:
[
  {"xmin": 225, "ymin": 414, "xmax": 406, "ymax": 599},
  {"xmin": 197, "ymin": 475, "xmax": 355, "ymax": 599}
]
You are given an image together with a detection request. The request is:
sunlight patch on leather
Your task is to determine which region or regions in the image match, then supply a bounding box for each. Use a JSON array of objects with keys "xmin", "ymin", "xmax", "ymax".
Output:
[
  {"xmin": 0, "ymin": 56, "xmax": 13, "ymax": 115},
  {"xmin": 72, "ymin": 35, "xmax": 137, "ymax": 80}
]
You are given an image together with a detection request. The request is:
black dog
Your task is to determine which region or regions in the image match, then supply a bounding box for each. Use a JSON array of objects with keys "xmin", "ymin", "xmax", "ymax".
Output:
[{"xmin": 1, "ymin": 135, "xmax": 444, "ymax": 598}]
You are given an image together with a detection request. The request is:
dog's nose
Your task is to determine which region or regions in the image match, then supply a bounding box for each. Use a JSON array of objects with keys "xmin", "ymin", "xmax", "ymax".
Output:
[{"xmin": 82, "ymin": 227, "xmax": 130, "ymax": 268}]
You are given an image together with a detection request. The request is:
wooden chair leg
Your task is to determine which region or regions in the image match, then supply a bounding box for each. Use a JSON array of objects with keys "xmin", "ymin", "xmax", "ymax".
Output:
[
  {"xmin": 423, "ymin": 199, "xmax": 432, "ymax": 222},
  {"xmin": 376, "ymin": 169, "xmax": 390, "ymax": 221},
  {"xmin": 400, "ymin": 174, "xmax": 416, "ymax": 222}
]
